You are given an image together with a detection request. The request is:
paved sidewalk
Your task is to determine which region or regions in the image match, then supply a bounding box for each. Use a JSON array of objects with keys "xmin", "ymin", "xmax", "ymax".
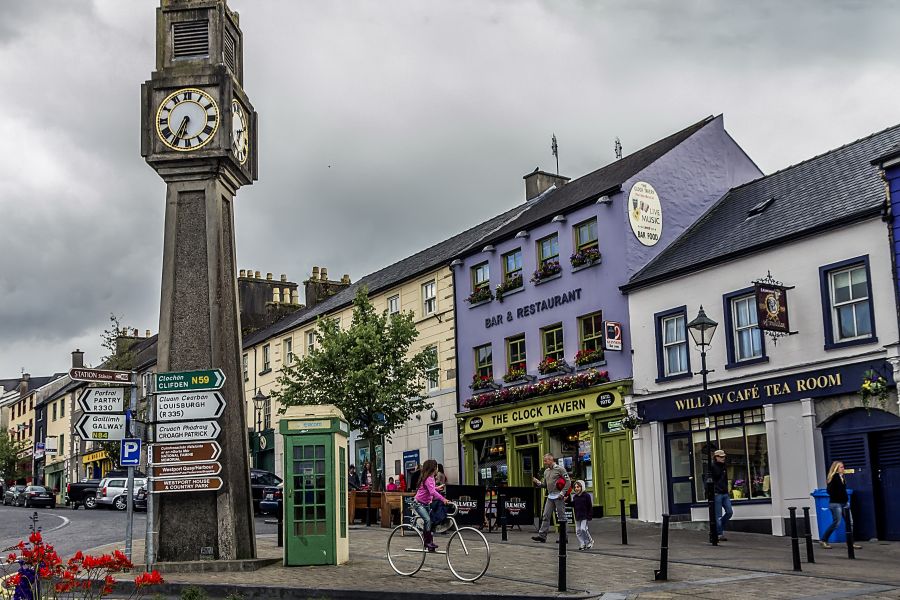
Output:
[{"xmin": 94, "ymin": 518, "xmax": 900, "ymax": 598}]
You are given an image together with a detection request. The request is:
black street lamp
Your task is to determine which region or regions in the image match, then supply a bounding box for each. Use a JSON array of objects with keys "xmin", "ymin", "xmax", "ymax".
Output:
[
  {"xmin": 252, "ymin": 389, "xmax": 267, "ymax": 469},
  {"xmin": 687, "ymin": 305, "xmax": 719, "ymax": 546}
]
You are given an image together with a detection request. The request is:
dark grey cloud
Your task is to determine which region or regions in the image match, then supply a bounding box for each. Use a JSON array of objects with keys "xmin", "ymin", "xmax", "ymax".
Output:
[{"xmin": 2, "ymin": 0, "xmax": 899, "ymax": 375}]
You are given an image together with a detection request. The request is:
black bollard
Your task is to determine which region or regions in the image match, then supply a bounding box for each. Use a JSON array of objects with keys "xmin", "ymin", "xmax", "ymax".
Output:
[
  {"xmin": 843, "ymin": 506, "xmax": 856, "ymax": 559},
  {"xmin": 620, "ymin": 498, "xmax": 628, "ymax": 545},
  {"xmin": 277, "ymin": 504, "xmax": 284, "ymax": 547},
  {"xmin": 499, "ymin": 493, "xmax": 508, "ymax": 542},
  {"xmin": 654, "ymin": 514, "xmax": 670, "ymax": 581},
  {"xmin": 788, "ymin": 507, "xmax": 802, "ymax": 571},
  {"xmin": 366, "ymin": 489, "xmax": 372, "ymax": 527},
  {"xmin": 802, "ymin": 506, "xmax": 815, "ymax": 563},
  {"xmin": 558, "ymin": 520, "xmax": 567, "ymax": 592}
]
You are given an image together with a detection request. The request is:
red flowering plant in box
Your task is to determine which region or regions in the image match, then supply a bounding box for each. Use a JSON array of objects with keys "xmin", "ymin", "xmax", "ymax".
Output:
[
  {"xmin": 503, "ymin": 362, "xmax": 528, "ymax": 383},
  {"xmin": 464, "ymin": 369, "xmax": 610, "ymax": 409},
  {"xmin": 537, "ymin": 356, "xmax": 563, "ymax": 375},
  {"xmin": 470, "ymin": 373, "xmax": 495, "ymax": 391},
  {"xmin": 465, "ymin": 286, "xmax": 494, "ymax": 305},
  {"xmin": 574, "ymin": 348, "xmax": 604, "ymax": 366},
  {"xmin": 1, "ymin": 530, "xmax": 164, "ymax": 599}
]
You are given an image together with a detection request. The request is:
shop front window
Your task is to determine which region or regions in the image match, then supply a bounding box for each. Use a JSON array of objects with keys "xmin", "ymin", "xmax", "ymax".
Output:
[
  {"xmin": 689, "ymin": 408, "xmax": 770, "ymax": 501},
  {"xmin": 475, "ymin": 436, "xmax": 507, "ymax": 487},
  {"xmin": 548, "ymin": 426, "xmax": 592, "ymax": 490}
]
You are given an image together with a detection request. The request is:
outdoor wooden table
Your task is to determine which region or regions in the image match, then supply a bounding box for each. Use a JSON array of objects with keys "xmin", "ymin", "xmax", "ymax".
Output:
[
  {"xmin": 349, "ymin": 490, "xmax": 382, "ymax": 524},
  {"xmin": 381, "ymin": 492, "xmax": 414, "ymax": 527}
]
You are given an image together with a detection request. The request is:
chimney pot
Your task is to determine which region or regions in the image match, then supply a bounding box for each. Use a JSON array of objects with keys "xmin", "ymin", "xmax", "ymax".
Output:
[
  {"xmin": 273, "ymin": 288, "xmax": 281, "ymax": 303},
  {"xmin": 145, "ymin": 329, "xmax": 151, "ymax": 337},
  {"xmin": 71, "ymin": 349, "xmax": 84, "ymax": 369},
  {"xmin": 291, "ymin": 289, "xmax": 299, "ymax": 304},
  {"xmin": 342, "ymin": 274, "xmax": 351, "ymax": 284},
  {"xmin": 321, "ymin": 267, "xmax": 328, "ymax": 281},
  {"xmin": 280, "ymin": 274, "xmax": 287, "ymax": 282},
  {"xmin": 255, "ymin": 271, "xmax": 261, "ymax": 279},
  {"xmin": 266, "ymin": 272, "xmax": 273, "ymax": 281},
  {"xmin": 239, "ymin": 269, "xmax": 246, "ymax": 277},
  {"xmin": 312, "ymin": 266, "xmax": 320, "ymax": 280}
]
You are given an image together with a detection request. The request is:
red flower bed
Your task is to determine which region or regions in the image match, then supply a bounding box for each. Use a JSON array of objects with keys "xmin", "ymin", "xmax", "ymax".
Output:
[{"xmin": 464, "ymin": 369, "xmax": 610, "ymax": 409}]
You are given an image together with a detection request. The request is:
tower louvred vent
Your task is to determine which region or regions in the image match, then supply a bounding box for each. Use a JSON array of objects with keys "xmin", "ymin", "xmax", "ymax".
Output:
[
  {"xmin": 224, "ymin": 31, "xmax": 236, "ymax": 72},
  {"xmin": 173, "ymin": 20, "xmax": 209, "ymax": 58}
]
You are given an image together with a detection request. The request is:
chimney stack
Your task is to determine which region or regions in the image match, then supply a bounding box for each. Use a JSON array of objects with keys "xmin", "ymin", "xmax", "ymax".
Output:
[
  {"xmin": 71, "ymin": 349, "xmax": 84, "ymax": 369},
  {"xmin": 320, "ymin": 267, "xmax": 328, "ymax": 281},
  {"xmin": 239, "ymin": 269, "xmax": 246, "ymax": 277},
  {"xmin": 312, "ymin": 266, "xmax": 320, "ymax": 280},
  {"xmin": 280, "ymin": 274, "xmax": 287, "ymax": 282},
  {"xmin": 145, "ymin": 329, "xmax": 152, "ymax": 337},
  {"xmin": 341, "ymin": 274, "xmax": 351, "ymax": 284},
  {"xmin": 523, "ymin": 168, "xmax": 570, "ymax": 201},
  {"xmin": 266, "ymin": 272, "xmax": 273, "ymax": 281}
]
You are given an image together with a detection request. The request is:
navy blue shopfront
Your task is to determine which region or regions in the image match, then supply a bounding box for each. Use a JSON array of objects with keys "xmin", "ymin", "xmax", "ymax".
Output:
[{"xmin": 638, "ymin": 359, "xmax": 898, "ymax": 538}]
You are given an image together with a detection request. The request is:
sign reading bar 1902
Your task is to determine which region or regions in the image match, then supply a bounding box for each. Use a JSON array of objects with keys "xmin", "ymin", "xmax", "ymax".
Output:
[{"xmin": 154, "ymin": 369, "xmax": 225, "ymax": 393}]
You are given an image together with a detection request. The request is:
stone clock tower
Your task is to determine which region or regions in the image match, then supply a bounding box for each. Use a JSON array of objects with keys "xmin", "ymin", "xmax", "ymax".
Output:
[{"xmin": 140, "ymin": 0, "xmax": 257, "ymax": 561}]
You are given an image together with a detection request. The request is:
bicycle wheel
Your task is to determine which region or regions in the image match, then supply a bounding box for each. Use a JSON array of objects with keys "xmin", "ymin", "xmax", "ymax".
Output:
[
  {"xmin": 447, "ymin": 526, "xmax": 490, "ymax": 582},
  {"xmin": 387, "ymin": 524, "xmax": 426, "ymax": 576}
]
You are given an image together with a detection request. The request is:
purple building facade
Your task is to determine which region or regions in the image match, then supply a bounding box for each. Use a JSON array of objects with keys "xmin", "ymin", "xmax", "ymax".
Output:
[{"xmin": 451, "ymin": 115, "xmax": 761, "ymax": 515}]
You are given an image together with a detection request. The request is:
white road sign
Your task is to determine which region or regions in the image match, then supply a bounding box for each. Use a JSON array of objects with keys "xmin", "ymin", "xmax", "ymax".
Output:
[
  {"xmin": 154, "ymin": 420, "xmax": 221, "ymax": 443},
  {"xmin": 155, "ymin": 391, "xmax": 226, "ymax": 422},
  {"xmin": 76, "ymin": 413, "xmax": 126, "ymax": 441},
  {"xmin": 77, "ymin": 387, "xmax": 126, "ymax": 413}
]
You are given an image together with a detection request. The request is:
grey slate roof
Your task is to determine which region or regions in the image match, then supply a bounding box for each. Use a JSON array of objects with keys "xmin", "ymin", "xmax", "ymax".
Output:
[
  {"xmin": 624, "ymin": 122, "xmax": 900, "ymax": 291},
  {"xmin": 242, "ymin": 199, "xmax": 538, "ymax": 348},
  {"xmin": 460, "ymin": 116, "xmax": 716, "ymax": 254}
]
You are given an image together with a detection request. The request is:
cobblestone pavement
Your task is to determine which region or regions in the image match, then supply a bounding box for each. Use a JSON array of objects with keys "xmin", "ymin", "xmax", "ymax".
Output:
[{"xmin": 90, "ymin": 517, "xmax": 900, "ymax": 598}]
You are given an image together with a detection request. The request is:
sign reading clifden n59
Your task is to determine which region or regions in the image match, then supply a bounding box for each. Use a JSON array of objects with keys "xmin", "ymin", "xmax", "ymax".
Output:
[{"xmin": 154, "ymin": 369, "xmax": 225, "ymax": 393}]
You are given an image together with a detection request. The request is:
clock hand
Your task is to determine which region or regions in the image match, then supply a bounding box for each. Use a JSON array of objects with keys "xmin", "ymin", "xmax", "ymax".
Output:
[{"xmin": 175, "ymin": 116, "xmax": 189, "ymax": 140}]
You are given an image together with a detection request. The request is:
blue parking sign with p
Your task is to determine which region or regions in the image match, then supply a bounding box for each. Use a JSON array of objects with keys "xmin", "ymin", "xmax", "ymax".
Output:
[{"xmin": 121, "ymin": 438, "xmax": 141, "ymax": 466}]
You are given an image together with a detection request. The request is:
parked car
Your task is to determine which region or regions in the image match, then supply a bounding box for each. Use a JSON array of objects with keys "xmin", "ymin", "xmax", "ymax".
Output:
[
  {"xmin": 250, "ymin": 469, "xmax": 282, "ymax": 513},
  {"xmin": 259, "ymin": 482, "xmax": 283, "ymax": 516},
  {"xmin": 96, "ymin": 477, "xmax": 147, "ymax": 510},
  {"xmin": 3, "ymin": 485, "xmax": 27, "ymax": 506},
  {"xmin": 16, "ymin": 486, "xmax": 55, "ymax": 509},
  {"xmin": 112, "ymin": 485, "xmax": 148, "ymax": 512},
  {"xmin": 65, "ymin": 479, "xmax": 101, "ymax": 509}
]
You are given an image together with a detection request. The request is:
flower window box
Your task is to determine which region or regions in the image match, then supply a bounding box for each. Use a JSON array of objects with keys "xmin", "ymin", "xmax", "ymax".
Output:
[
  {"xmin": 495, "ymin": 274, "xmax": 524, "ymax": 302},
  {"xmin": 531, "ymin": 260, "xmax": 562, "ymax": 284},
  {"xmin": 466, "ymin": 287, "xmax": 494, "ymax": 305},
  {"xmin": 570, "ymin": 247, "xmax": 601, "ymax": 269}
]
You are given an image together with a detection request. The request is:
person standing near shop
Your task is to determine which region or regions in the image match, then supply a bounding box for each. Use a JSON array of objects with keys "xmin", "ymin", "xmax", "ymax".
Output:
[
  {"xmin": 531, "ymin": 453, "xmax": 571, "ymax": 542},
  {"xmin": 819, "ymin": 461, "xmax": 862, "ymax": 549},
  {"xmin": 569, "ymin": 480, "xmax": 594, "ymax": 550},
  {"xmin": 348, "ymin": 465, "xmax": 360, "ymax": 491},
  {"xmin": 711, "ymin": 449, "xmax": 733, "ymax": 541}
]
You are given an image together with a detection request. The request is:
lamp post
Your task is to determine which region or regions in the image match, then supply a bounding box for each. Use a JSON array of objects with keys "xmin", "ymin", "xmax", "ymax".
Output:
[
  {"xmin": 252, "ymin": 389, "xmax": 267, "ymax": 469},
  {"xmin": 687, "ymin": 306, "xmax": 718, "ymax": 546}
]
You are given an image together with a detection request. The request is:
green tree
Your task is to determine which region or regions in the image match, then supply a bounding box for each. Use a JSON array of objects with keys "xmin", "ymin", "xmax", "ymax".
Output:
[
  {"xmin": 272, "ymin": 287, "xmax": 435, "ymax": 480},
  {"xmin": 0, "ymin": 429, "xmax": 27, "ymax": 483}
]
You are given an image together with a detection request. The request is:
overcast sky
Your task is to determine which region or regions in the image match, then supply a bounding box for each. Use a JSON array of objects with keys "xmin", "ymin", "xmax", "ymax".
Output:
[{"xmin": 1, "ymin": 0, "xmax": 897, "ymax": 377}]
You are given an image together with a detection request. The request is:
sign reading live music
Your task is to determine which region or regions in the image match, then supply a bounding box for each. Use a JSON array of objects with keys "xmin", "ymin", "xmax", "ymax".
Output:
[{"xmin": 755, "ymin": 283, "xmax": 790, "ymax": 333}]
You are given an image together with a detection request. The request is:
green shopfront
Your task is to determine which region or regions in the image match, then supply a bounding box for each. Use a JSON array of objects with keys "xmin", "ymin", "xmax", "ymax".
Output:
[{"xmin": 458, "ymin": 384, "xmax": 635, "ymax": 517}]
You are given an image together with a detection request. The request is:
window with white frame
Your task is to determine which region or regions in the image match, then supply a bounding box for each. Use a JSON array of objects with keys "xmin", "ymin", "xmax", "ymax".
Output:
[
  {"xmin": 264, "ymin": 396, "xmax": 272, "ymax": 429},
  {"xmin": 283, "ymin": 337, "xmax": 294, "ymax": 365},
  {"xmin": 242, "ymin": 353, "xmax": 249, "ymax": 381},
  {"xmin": 425, "ymin": 345, "xmax": 439, "ymax": 391},
  {"xmin": 422, "ymin": 281, "xmax": 436, "ymax": 316},
  {"xmin": 388, "ymin": 294, "xmax": 400, "ymax": 315},
  {"xmin": 830, "ymin": 265, "xmax": 872, "ymax": 341},
  {"xmin": 306, "ymin": 330, "xmax": 316, "ymax": 353},
  {"xmin": 262, "ymin": 344, "xmax": 271, "ymax": 372},
  {"xmin": 732, "ymin": 295, "xmax": 762, "ymax": 361},
  {"xmin": 662, "ymin": 314, "xmax": 688, "ymax": 376}
]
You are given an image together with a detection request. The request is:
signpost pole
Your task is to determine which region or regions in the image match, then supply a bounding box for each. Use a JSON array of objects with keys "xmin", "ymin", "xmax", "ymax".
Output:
[
  {"xmin": 146, "ymin": 378, "xmax": 155, "ymax": 570},
  {"xmin": 125, "ymin": 372, "xmax": 137, "ymax": 563}
]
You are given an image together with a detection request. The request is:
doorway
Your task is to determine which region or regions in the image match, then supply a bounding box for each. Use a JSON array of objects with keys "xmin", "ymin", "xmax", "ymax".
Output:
[
  {"xmin": 428, "ymin": 424, "xmax": 444, "ymax": 466},
  {"xmin": 666, "ymin": 432, "xmax": 695, "ymax": 514},
  {"xmin": 599, "ymin": 432, "xmax": 631, "ymax": 516},
  {"xmin": 520, "ymin": 446, "xmax": 540, "ymax": 514}
]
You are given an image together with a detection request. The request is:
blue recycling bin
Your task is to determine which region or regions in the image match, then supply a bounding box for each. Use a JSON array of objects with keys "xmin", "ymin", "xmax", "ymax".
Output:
[{"xmin": 811, "ymin": 488, "xmax": 853, "ymax": 543}]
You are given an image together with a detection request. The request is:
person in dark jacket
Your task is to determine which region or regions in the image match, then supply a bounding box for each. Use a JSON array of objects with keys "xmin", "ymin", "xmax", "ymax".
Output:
[
  {"xmin": 348, "ymin": 465, "xmax": 360, "ymax": 491},
  {"xmin": 710, "ymin": 449, "xmax": 733, "ymax": 541},
  {"xmin": 820, "ymin": 461, "xmax": 861, "ymax": 549},
  {"xmin": 569, "ymin": 479, "xmax": 593, "ymax": 550}
]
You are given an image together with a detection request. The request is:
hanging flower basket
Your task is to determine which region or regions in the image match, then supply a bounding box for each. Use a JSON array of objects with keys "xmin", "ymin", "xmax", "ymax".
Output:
[
  {"xmin": 531, "ymin": 260, "xmax": 562, "ymax": 284},
  {"xmin": 465, "ymin": 287, "xmax": 494, "ymax": 304},
  {"xmin": 495, "ymin": 274, "xmax": 524, "ymax": 301},
  {"xmin": 570, "ymin": 246, "xmax": 601, "ymax": 268},
  {"xmin": 860, "ymin": 369, "xmax": 890, "ymax": 410},
  {"xmin": 620, "ymin": 413, "xmax": 642, "ymax": 430}
]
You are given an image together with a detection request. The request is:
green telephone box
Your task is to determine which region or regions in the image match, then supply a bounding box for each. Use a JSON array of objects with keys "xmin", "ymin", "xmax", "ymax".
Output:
[{"xmin": 279, "ymin": 404, "xmax": 350, "ymax": 566}]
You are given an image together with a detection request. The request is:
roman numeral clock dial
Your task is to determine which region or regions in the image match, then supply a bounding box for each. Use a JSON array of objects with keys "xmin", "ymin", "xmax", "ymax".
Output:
[
  {"xmin": 155, "ymin": 88, "xmax": 219, "ymax": 151},
  {"xmin": 231, "ymin": 100, "xmax": 249, "ymax": 165}
]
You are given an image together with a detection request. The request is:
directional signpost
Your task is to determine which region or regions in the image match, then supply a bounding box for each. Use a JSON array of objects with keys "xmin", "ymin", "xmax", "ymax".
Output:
[
  {"xmin": 154, "ymin": 420, "xmax": 221, "ymax": 443},
  {"xmin": 156, "ymin": 391, "xmax": 225, "ymax": 422},
  {"xmin": 70, "ymin": 368, "xmax": 132, "ymax": 384},
  {"xmin": 154, "ymin": 369, "xmax": 225, "ymax": 393},
  {"xmin": 76, "ymin": 413, "xmax": 127, "ymax": 441},
  {"xmin": 151, "ymin": 441, "xmax": 221, "ymax": 464},
  {"xmin": 151, "ymin": 462, "xmax": 222, "ymax": 479},
  {"xmin": 151, "ymin": 477, "xmax": 223, "ymax": 494},
  {"xmin": 78, "ymin": 387, "xmax": 126, "ymax": 413}
]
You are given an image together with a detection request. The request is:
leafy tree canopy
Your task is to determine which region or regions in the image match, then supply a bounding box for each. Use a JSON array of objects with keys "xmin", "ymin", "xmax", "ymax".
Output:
[
  {"xmin": 272, "ymin": 286, "xmax": 435, "ymax": 443},
  {"xmin": 0, "ymin": 429, "xmax": 28, "ymax": 483}
]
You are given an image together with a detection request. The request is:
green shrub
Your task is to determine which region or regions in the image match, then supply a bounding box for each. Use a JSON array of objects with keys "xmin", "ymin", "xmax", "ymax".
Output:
[{"xmin": 180, "ymin": 586, "xmax": 210, "ymax": 600}]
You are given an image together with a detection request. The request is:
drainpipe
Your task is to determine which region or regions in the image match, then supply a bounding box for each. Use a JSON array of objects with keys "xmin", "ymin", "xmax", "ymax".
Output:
[
  {"xmin": 450, "ymin": 263, "xmax": 463, "ymax": 484},
  {"xmin": 877, "ymin": 169, "xmax": 900, "ymax": 407}
]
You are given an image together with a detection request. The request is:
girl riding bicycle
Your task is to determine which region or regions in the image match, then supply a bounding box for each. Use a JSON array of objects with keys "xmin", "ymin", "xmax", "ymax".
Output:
[{"xmin": 413, "ymin": 459, "xmax": 450, "ymax": 552}]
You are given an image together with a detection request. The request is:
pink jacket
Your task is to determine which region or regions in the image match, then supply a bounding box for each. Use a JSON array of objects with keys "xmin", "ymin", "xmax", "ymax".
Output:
[{"xmin": 414, "ymin": 475, "xmax": 447, "ymax": 504}]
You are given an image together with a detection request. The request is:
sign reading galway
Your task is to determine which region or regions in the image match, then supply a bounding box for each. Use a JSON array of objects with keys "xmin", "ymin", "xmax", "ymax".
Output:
[{"xmin": 755, "ymin": 284, "xmax": 790, "ymax": 333}]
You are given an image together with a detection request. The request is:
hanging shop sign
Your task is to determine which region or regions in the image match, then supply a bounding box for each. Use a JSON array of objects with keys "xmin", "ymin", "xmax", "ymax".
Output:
[
  {"xmin": 603, "ymin": 321, "xmax": 623, "ymax": 351},
  {"xmin": 462, "ymin": 389, "xmax": 622, "ymax": 435},
  {"xmin": 637, "ymin": 360, "xmax": 892, "ymax": 422},
  {"xmin": 755, "ymin": 284, "xmax": 790, "ymax": 333},
  {"xmin": 628, "ymin": 181, "xmax": 663, "ymax": 247}
]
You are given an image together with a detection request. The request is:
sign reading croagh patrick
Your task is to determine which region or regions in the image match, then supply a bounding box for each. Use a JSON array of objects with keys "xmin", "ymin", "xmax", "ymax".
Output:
[
  {"xmin": 154, "ymin": 369, "xmax": 225, "ymax": 393},
  {"xmin": 155, "ymin": 391, "xmax": 226, "ymax": 422},
  {"xmin": 155, "ymin": 420, "xmax": 221, "ymax": 443}
]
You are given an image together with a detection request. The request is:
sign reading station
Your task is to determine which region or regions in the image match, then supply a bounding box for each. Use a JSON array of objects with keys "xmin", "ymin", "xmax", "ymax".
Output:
[
  {"xmin": 154, "ymin": 369, "xmax": 225, "ymax": 393},
  {"xmin": 70, "ymin": 368, "xmax": 131, "ymax": 384},
  {"xmin": 628, "ymin": 181, "xmax": 663, "ymax": 246}
]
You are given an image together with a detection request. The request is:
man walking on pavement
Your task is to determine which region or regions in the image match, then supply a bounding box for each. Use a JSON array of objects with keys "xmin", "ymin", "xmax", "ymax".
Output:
[
  {"xmin": 711, "ymin": 449, "xmax": 733, "ymax": 541},
  {"xmin": 532, "ymin": 453, "xmax": 571, "ymax": 542}
]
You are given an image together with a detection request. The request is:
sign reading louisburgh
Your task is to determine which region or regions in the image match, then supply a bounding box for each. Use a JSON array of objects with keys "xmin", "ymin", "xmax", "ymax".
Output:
[
  {"xmin": 70, "ymin": 368, "xmax": 131, "ymax": 384},
  {"xmin": 755, "ymin": 284, "xmax": 790, "ymax": 333},
  {"xmin": 152, "ymin": 462, "xmax": 221, "ymax": 479},
  {"xmin": 76, "ymin": 413, "xmax": 126, "ymax": 441},
  {"xmin": 151, "ymin": 442, "xmax": 222, "ymax": 464},
  {"xmin": 154, "ymin": 369, "xmax": 225, "ymax": 393},
  {"xmin": 151, "ymin": 477, "xmax": 223, "ymax": 494},
  {"xmin": 628, "ymin": 181, "xmax": 663, "ymax": 246},
  {"xmin": 155, "ymin": 420, "xmax": 221, "ymax": 443},
  {"xmin": 155, "ymin": 391, "xmax": 226, "ymax": 422},
  {"xmin": 77, "ymin": 387, "xmax": 126, "ymax": 413}
]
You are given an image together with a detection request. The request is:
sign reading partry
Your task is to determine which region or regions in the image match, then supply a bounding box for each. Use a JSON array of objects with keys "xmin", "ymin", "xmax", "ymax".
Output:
[
  {"xmin": 155, "ymin": 391, "xmax": 226, "ymax": 422},
  {"xmin": 150, "ymin": 477, "xmax": 223, "ymax": 494},
  {"xmin": 154, "ymin": 420, "xmax": 221, "ymax": 443},
  {"xmin": 70, "ymin": 368, "xmax": 131, "ymax": 384},
  {"xmin": 76, "ymin": 413, "xmax": 127, "ymax": 441},
  {"xmin": 77, "ymin": 387, "xmax": 126, "ymax": 413},
  {"xmin": 150, "ymin": 441, "xmax": 222, "ymax": 465},
  {"xmin": 154, "ymin": 369, "xmax": 225, "ymax": 393}
]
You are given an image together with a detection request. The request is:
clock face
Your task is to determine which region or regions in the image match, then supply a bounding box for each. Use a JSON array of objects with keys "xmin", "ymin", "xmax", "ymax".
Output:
[
  {"xmin": 155, "ymin": 88, "xmax": 220, "ymax": 151},
  {"xmin": 231, "ymin": 100, "xmax": 249, "ymax": 165}
]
